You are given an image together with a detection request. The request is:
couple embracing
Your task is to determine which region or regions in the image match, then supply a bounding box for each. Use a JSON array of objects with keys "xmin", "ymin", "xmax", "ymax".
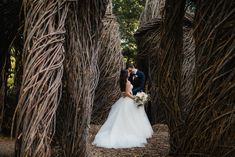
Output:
[{"xmin": 92, "ymin": 64, "xmax": 153, "ymax": 149}]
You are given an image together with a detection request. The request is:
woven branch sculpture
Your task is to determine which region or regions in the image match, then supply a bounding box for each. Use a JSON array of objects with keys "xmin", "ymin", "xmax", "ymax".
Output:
[
  {"xmin": 148, "ymin": 0, "xmax": 186, "ymax": 151},
  {"xmin": 13, "ymin": 0, "xmax": 69, "ymax": 156},
  {"xmin": 14, "ymin": 0, "xmax": 108, "ymax": 156},
  {"xmin": 91, "ymin": 0, "xmax": 123, "ymax": 124},
  {"xmin": 135, "ymin": 0, "xmax": 195, "ymax": 124},
  {"xmin": 136, "ymin": 0, "xmax": 235, "ymax": 156},
  {"xmin": 56, "ymin": 1, "xmax": 108, "ymax": 156},
  {"xmin": 139, "ymin": 0, "xmax": 165, "ymax": 26},
  {"xmin": 177, "ymin": 0, "xmax": 235, "ymax": 156}
]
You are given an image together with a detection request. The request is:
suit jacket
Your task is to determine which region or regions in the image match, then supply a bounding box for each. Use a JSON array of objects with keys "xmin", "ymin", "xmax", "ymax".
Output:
[{"xmin": 129, "ymin": 70, "xmax": 145, "ymax": 95}]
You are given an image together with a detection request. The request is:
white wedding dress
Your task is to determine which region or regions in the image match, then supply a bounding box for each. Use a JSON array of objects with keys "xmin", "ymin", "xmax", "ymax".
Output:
[{"xmin": 92, "ymin": 85, "xmax": 153, "ymax": 148}]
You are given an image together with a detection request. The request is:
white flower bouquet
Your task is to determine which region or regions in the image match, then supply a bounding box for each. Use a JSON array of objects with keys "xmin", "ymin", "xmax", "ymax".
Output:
[{"xmin": 134, "ymin": 92, "xmax": 150, "ymax": 107}]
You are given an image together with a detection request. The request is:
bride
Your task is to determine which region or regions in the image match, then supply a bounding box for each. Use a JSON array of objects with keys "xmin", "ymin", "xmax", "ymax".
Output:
[{"xmin": 92, "ymin": 69, "xmax": 153, "ymax": 148}]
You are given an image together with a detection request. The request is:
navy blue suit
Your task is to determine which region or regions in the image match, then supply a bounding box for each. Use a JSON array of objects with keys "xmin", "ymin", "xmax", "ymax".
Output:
[{"xmin": 129, "ymin": 70, "xmax": 145, "ymax": 95}]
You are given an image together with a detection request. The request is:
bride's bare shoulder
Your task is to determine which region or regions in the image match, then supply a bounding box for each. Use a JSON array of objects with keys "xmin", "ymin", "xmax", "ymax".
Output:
[{"xmin": 126, "ymin": 80, "xmax": 131, "ymax": 86}]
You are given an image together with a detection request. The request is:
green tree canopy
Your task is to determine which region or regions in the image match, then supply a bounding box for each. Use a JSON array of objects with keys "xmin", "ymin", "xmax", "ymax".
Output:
[
  {"xmin": 112, "ymin": 0, "xmax": 195, "ymax": 63},
  {"xmin": 113, "ymin": 0, "xmax": 144, "ymax": 63}
]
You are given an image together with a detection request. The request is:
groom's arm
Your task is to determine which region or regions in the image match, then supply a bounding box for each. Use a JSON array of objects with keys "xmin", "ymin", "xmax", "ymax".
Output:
[
  {"xmin": 132, "ymin": 72, "xmax": 145, "ymax": 94},
  {"xmin": 133, "ymin": 88, "xmax": 141, "ymax": 95}
]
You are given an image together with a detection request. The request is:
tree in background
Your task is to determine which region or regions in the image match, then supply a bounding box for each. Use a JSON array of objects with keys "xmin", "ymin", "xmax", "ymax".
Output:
[
  {"xmin": 113, "ymin": 0, "xmax": 195, "ymax": 64},
  {"xmin": 113, "ymin": 0, "xmax": 144, "ymax": 63},
  {"xmin": 0, "ymin": 0, "xmax": 20, "ymax": 134}
]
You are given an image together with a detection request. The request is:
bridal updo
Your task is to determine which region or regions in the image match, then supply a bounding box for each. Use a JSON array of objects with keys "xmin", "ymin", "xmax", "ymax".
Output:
[{"xmin": 119, "ymin": 70, "xmax": 128, "ymax": 92}]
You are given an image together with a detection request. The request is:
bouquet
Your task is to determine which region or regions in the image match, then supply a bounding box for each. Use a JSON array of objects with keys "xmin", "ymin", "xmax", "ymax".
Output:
[{"xmin": 134, "ymin": 92, "xmax": 150, "ymax": 107}]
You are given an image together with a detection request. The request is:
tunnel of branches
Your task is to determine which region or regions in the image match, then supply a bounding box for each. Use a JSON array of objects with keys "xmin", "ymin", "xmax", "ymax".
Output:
[{"xmin": 0, "ymin": 0, "xmax": 234, "ymax": 157}]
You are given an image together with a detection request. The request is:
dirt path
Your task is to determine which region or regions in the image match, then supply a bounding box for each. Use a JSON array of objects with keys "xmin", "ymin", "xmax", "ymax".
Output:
[
  {"xmin": 0, "ymin": 136, "xmax": 15, "ymax": 157},
  {"xmin": 0, "ymin": 124, "xmax": 170, "ymax": 157},
  {"xmin": 88, "ymin": 124, "xmax": 170, "ymax": 157}
]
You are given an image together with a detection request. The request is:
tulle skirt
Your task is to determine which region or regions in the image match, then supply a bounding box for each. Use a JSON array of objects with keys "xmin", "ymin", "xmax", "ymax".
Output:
[{"xmin": 92, "ymin": 97, "xmax": 153, "ymax": 148}]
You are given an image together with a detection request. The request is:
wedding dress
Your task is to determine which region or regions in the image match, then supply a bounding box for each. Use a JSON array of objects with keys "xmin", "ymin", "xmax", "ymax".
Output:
[{"xmin": 92, "ymin": 85, "xmax": 153, "ymax": 148}]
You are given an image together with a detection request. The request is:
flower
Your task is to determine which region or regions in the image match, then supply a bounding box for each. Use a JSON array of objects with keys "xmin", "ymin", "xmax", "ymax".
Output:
[
  {"xmin": 133, "ymin": 75, "xmax": 138, "ymax": 80},
  {"xmin": 134, "ymin": 92, "xmax": 150, "ymax": 107}
]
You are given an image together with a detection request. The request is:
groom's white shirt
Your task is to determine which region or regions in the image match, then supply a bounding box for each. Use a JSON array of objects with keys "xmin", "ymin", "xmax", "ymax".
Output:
[{"xmin": 133, "ymin": 69, "xmax": 138, "ymax": 74}]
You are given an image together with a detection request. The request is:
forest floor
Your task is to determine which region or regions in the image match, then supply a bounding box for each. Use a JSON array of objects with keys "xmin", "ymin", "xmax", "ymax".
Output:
[
  {"xmin": 0, "ymin": 124, "xmax": 170, "ymax": 157},
  {"xmin": 0, "ymin": 135, "xmax": 15, "ymax": 157},
  {"xmin": 88, "ymin": 124, "xmax": 170, "ymax": 157}
]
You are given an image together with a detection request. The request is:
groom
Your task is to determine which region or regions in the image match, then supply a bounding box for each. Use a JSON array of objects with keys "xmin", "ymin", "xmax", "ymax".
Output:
[{"xmin": 127, "ymin": 63, "xmax": 145, "ymax": 95}]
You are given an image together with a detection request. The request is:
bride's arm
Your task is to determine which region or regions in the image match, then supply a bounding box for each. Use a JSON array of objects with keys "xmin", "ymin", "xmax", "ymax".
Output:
[{"xmin": 124, "ymin": 82, "xmax": 135, "ymax": 99}]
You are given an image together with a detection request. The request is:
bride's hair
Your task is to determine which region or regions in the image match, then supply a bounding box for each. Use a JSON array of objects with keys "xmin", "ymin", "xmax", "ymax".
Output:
[{"xmin": 119, "ymin": 70, "xmax": 128, "ymax": 92}]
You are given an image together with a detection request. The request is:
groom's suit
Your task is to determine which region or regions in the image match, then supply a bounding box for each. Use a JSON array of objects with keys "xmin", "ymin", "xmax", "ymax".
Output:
[{"xmin": 129, "ymin": 70, "xmax": 145, "ymax": 95}]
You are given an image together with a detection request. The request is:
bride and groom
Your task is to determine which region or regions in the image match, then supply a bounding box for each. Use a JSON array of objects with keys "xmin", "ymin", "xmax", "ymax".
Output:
[{"xmin": 92, "ymin": 64, "xmax": 153, "ymax": 148}]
